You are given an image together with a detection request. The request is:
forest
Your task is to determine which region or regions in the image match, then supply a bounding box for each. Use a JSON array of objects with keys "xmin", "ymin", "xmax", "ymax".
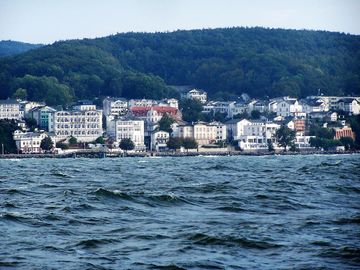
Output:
[
  {"xmin": 0, "ymin": 40, "xmax": 43, "ymax": 57},
  {"xmin": 0, "ymin": 27, "xmax": 359, "ymax": 106}
]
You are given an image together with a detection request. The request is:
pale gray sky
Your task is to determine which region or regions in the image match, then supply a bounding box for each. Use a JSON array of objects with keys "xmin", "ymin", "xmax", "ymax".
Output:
[{"xmin": 0, "ymin": 0, "xmax": 359, "ymax": 44}]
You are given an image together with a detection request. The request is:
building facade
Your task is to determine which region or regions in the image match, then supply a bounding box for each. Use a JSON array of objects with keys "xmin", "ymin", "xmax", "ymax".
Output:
[
  {"xmin": 186, "ymin": 89, "xmax": 207, "ymax": 104},
  {"xmin": 0, "ymin": 99, "xmax": 20, "ymax": 120},
  {"xmin": 52, "ymin": 109, "xmax": 103, "ymax": 142},
  {"xmin": 103, "ymin": 97, "xmax": 128, "ymax": 116},
  {"xmin": 111, "ymin": 119, "xmax": 145, "ymax": 151},
  {"xmin": 13, "ymin": 130, "xmax": 47, "ymax": 153}
]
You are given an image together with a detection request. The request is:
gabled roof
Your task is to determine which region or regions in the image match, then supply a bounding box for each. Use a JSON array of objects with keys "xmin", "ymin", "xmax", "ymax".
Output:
[{"xmin": 338, "ymin": 98, "xmax": 357, "ymax": 103}]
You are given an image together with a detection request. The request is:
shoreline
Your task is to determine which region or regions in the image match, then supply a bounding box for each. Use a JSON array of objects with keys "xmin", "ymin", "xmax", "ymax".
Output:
[{"xmin": 0, "ymin": 150, "xmax": 359, "ymax": 159}]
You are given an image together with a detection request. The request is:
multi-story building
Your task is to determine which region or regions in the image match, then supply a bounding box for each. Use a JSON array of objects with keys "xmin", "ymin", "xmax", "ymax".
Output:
[
  {"xmin": 193, "ymin": 121, "xmax": 217, "ymax": 145},
  {"xmin": 302, "ymin": 98, "xmax": 329, "ymax": 114},
  {"xmin": 0, "ymin": 99, "xmax": 20, "ymax": 120},
  {"xmin": 128, "ymin": 99, "xmax": 158, "ymax": 108},
  {"xmin": 334, "ymin": 125, "xmax": 356, "ymax": 140},
  {"xmin": 225, "ymin": 119, "xmax": 251, "ymax": 141},
  {"xmin": 150, "ymin": 131, "xmax": 170, "ymax": 151},
  {"xmin": 13, "ymin": 130, "xmax": 47, "ymax": 153},
  {"xmin": 308, "ymin": 96, "xmax": 360, "ymax": 111},
  {"xmin": 52, "ymin": 107, "xmax": 103, "ymax": 142},
  {"xmin": 186, "ymin": 89, "xmax": 207, "ymax": 104},
  {"xmin": 209, "ymin": 121, "xmax": 227, "ymax": 142},
  {"xmin": 20, "ymin": 101, "xmax": 46, "ymax": 118},
  {"xmin": 130, "ymin": 106, "xmax": 182, "ymax": 122},
  {"xmin": 29, "ymin": 106, "xmax": 56, "ymax": 131},
  {"xmin": 174, "ymin": 121, "xmax": 218, "ymax": 146},
  {"xmin": 103, "ymin": 97, "xmax": 128, "ymax": 116},
  {"xmin": 238, "ymin": 121, "xmax": 280, "ymax": 150},
  {"xmin": 158, "ymin": 98, "xmax": 179, "ymax": 109},
  {"xmin": 276, "ymin": 98, "xmax": 303, "ymax": 117},
  {"xmin": 107, "ymin": 118, "xmax": 145, "ymax": 151}
]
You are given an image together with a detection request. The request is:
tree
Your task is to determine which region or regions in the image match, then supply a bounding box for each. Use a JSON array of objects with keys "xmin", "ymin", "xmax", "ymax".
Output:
[
  {"xmin": 12, "ymin": 88, "xmax": 27, "ymax": 100},
  {"xmin": 310, "ymin": 137, "xmax": 342, "ymax": 150},
  {"xmin": 250, "ymin": 110, "xmax": 261, "ymax": 120},
  {"xmin": 40, "ymin": 136, "xmax": 54, "ymax": 151},
  {"xmin": 0, "ymin": 119, "xmax": 18, "ymax": 154},
  {"xmin": 309, "ymin": 125, "xmax": 335, "ymax": 139},
  {"xmin": 275, "ymin": 125, "xmax": 296, "ymax": 151},
  {"xmin": 69, "ymin": 136, "xmax": 77, "ymax": 145},
  {"xmin": 180, "ymin": 99, "xmax": 204, "ymax": 122},
  {"xmin": 94, "ymin": 136, "xmax": 105, "ymax": 144},
  {"xmin": 119, "ymin": 138, "xmax": 135, "ymax": 151},
  {"xmin": 339, "ymin": 137, "xmax": 355, "ymax": 151},
  {"xmin": 213, "ymin": 112, "xmax": 227, "ymax": 122},
  {"xmin": 56, "ymin": 142, "xmax": 69, "ymax": 150},
  {"xmin": 25, "ymin": 117, "xmax": 38, "ymax": 131},
  {"xmin": 158, "ymin": 113, "xmax": 175, "ymax": 133},
  {"xmin": 182, "ymin": 137, "xmax": 198, "ymax": 150},
  {"xmin": 167, "ymin": 137, "xmax": 182, "ymax": 150},
  {"xmin": 267, "ymin": 140, "xmax": 275, "ymax": 152}
]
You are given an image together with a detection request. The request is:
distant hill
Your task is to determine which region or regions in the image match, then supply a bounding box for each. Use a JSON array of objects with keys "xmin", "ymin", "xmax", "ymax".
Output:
[
  {"xmin": 0, "ymin": 40, "xmax": 43, "ymax": 57},
  {"xmin": 0, "ymin": 28, "xmax": 359, "ymax": 105}
]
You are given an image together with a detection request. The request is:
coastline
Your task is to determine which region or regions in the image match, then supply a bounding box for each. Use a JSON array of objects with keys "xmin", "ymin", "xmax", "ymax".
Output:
[{"xmin": 0, "ymin": 150, "xmax": 359, "ymax": 159}]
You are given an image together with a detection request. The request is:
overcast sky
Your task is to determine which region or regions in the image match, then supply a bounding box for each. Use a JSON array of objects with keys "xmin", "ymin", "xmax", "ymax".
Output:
[{"xmin": 0, "ymin": 0, "xmax": 359, "ymax": 44}]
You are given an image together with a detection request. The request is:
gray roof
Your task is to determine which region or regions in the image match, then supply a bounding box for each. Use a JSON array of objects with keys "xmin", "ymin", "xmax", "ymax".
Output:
[{"xmin": 0, "ymin": 99, "xmax": 19, "ymax": 105}]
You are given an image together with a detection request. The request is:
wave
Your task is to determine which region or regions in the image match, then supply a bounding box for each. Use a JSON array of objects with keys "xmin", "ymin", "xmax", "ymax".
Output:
[
  {"xmin": 50, "ymin": 170, "xmax": 72, "ymax": 178},
  {"xmin": 204, "ymin": 164, "xmax": 235, "ymax": 171},
  {"xmin": 319, "ymin": 246, "xmax": 360, "ymax": 262},
  {"xmin": 333, "ymin": 215, "xmax": 360, "ymax": 225},
  {"xmin": 187, "ymin": 233, "xmax": 282, "ymax": 249},
  {"xmin": 215, "ymin": 206, "xmax": 246, "ymax": 213},
  {"xmin": 93, "ymin": 188, "xmax": 192, "ymax": 207},
  {"xmin": 1, "ymin": 212, "xmax": 49, "ymax": 227},
  {"xmin": 74, "ymin": 238, "xmax": 118, "ymax": 249},
  {"xmin": 133, "ymin": 263, "xmax": 186, "ymax": 270},
  {"xmin": 93, "ymin": 188, "xmax": 134, "ymax": 201},
  {"xmin": 320, "ymin": 160, "xmax": 342, "ymax": 167}
]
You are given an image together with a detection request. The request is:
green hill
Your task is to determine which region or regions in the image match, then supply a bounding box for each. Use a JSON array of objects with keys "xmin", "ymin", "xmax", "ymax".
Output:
[
  {"xmin": 0, "ymin": 40, "xmax": 43, "ymax": 57},
  {"xmin": 0, "ymin": 27, "xmax": 359, "ymax": 105}
]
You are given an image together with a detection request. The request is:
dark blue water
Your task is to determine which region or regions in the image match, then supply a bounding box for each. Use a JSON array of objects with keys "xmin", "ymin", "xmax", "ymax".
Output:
[{"xmin": 0, "ymin": 154, "xmax": 359, "ymax": 270}]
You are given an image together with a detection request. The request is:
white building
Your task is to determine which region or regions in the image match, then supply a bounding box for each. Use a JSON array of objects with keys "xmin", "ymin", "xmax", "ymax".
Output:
[
  {"xmin": 229, "ymin": 103, "xmax": 248, "ymax": 118},
  {"xmin": 158, "ymin": 98, "xmax": 179, "ymax": 109},
  {"xmin": 308, "ymin": 95, "xmax": 360, "ymax": 111},
  {"xmin": 73, "ymin": 104, "xmax": 96, "ymax": 111},
  {"xmin": 276, "ymin": 98, "xmax": 304, "ymax": 117},
  {"xmin": 302, "ymin": 98, "xmax": 329, "ymax": 114},
  {"xmin": 238, "ymin": 121, "xmax": 280, "ymax": 150},
  {"xmin": 193, "ymin": 121, "xmax": 217, "ymax": 145},
  {"xmin": 13, "ymin": 130, "xmax": 47, "ymax": 153},
  {"xmin": 150, "ymin": 130, "xmax": 170, "ymax": 151},
  {"xmin": 186, "ymin": 89, "xmax": 207, "ymax": 104},
  {"xmin": 52, "ymin": 108, "xmax": 103, "ymax": 142},
  {"xmin": 209, "ymin": 121, "xmax": 227, "ymax": 142},
  {"xmin": 294, "ymin": 135, "xmax": 314, "ymax": 149},
  {"xmin": 0, "ymin": 99, "xmax": 20, "ymax": 120},
  {"xmin": 108, "ymin": 118, "xmax": 145, "ymax": 151},
  {"xmin": 225, "ymin": 119, "xmax": 251, "ymax": 141},
  {"xmin": 103, "ymin": 97, "xmax": 128, "ymax": 116},
  {"xmin": 20, "ymin": 101, "xmax": 46, "ymax": 119},
  {"xmin": 128, "ymin": 99, "xmax": 158, "ymax": 108}
]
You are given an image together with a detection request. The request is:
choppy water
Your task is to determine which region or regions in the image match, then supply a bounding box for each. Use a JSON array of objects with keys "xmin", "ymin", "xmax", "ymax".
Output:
[{"xmin": 0, "ymin": 154, "xmax": 359, "ymax": 270}]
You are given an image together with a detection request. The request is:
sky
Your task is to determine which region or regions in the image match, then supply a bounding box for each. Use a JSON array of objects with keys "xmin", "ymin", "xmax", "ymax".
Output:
[{"xmin": 0, "ymin": 0, "xmax": 359, "ymax": 44}]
